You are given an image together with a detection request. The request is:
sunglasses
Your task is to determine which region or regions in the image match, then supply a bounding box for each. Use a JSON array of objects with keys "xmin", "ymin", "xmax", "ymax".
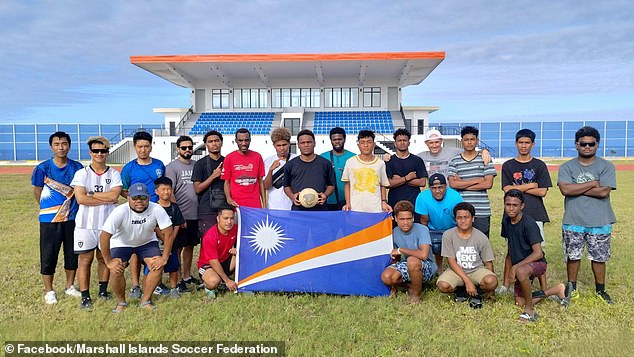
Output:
[
  {"xmin": 578, "ymin": 141, "xmax": 597, "ymax": 147},
  {"xmin": 131, "ymin": 195, "xmax": 148, "ymax": 201},
  {"xmin": 91, "ymin": 149, "xmax": 109, "ymax": 154},
  {"xmin": 179, "ymin": 146, "xmax": 194, "ymax": 151}
]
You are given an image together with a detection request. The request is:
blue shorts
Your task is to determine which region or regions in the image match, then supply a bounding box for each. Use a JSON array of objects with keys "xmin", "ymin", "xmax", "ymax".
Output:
[
  {"xmin": 388, "ymin": 259, "xmax": 437, "ymax": 283},
  {"xmin": 110, "ymin": 241, "xmax": 161, "ymax": 262},
  {"xmin": 143, "ymin": 251, "xmax": 179, "ymax": 274},
  {"xmin": 429, "ymin": 231, "xmax": 443, "ymax": 255}
]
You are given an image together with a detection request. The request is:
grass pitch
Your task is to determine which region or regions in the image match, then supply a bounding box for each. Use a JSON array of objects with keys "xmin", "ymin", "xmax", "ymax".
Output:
[{"xmin": 0, "ymin": 170, "xmax": 633, "ymax": 356}]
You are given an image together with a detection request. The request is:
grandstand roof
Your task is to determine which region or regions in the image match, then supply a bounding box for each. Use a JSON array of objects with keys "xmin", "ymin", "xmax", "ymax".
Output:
[{"xmin": 130, "ymin": 51, "xmax": 445, "ymax": 89}]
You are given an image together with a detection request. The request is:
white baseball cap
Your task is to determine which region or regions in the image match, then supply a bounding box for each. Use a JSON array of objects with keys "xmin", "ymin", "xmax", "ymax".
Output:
[{"xmin": 424, "ymin": 129, "xmax": 443, "ymax": 142}]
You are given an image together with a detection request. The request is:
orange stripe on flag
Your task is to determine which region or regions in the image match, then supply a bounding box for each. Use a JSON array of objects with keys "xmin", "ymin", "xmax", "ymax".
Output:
[{"xmin": 239, "ymin": 218, "xmax": 392, "ymax": 285}]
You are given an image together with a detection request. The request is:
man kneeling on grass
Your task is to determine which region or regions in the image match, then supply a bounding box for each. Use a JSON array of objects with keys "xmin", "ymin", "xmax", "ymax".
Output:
[
  {"xmin": 502, "ymin": 189, "xmax": 567, "ymax": 323},
  {"xmin": 381, "ymin": 200, "xmax": 437, "ymax": 304},
  {"xmin": 100, "ymin": 183, "xmax": 173, "ymax": 312},
  {"xmin": 436, "ymin": 202, "xmax": 497, "ymax": 308},
  {"xmin": 197, "ymin": 206, "xmax": 238, "ymax": 299}
]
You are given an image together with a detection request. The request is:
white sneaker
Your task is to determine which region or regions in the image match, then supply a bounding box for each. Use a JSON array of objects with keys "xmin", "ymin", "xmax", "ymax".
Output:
[
  {"xmin": 45, "ymin": 291, "xmax": 58, "ymax": 304},
  {"xmin": 64, "ymin": 286, "xmax": 81, "ymax": 297}
]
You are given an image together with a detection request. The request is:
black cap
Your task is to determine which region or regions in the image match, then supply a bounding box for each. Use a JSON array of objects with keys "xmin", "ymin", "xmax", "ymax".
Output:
[{"xmin": 429, "ymin": 173, "xmax": 447, "ymax": 186}]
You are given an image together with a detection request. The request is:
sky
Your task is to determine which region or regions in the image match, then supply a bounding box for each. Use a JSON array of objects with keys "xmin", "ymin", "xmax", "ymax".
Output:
[{"xmin": 1, "ymin": 0, "xmax": 633, "ymax": 125}]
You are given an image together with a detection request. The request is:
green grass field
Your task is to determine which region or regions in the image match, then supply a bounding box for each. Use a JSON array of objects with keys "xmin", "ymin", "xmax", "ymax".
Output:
[{"xmin": 1, "ymin": 171, "xmax": 633, "ymax": 356}]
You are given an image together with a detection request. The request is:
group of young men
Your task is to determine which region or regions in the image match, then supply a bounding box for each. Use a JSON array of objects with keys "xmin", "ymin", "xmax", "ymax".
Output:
[{"xmin": 33, "ymin": 124, "xmax": 616, "ymax": 321}]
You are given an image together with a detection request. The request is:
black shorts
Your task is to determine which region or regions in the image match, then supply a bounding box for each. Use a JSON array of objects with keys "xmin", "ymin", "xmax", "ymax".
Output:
[
  {"xmin": 174, "ymin": 220, "xmax": 200, "ymax": 249},
  {"xmin": 198, "ymin": 258, "xmax": 233, "ymax": 279},
  {"xmin": 40, "ymin": 221, "xmax": 78, "ymax": 275}
]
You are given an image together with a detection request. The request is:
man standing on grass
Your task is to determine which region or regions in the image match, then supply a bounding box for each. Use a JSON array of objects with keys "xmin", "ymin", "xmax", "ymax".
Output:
[
  {"xmin": 100, "ymin": 183, "xmax": 173, "ymax": 312},
  {"xmin": 502, "ymin": 189, "xmax": 567, "ymax": 323},
  {"xmin": 71, "ymin": 136, "xmax": 122, "ymax": 309},
  {"xmin": 415, "ymin": 173, "xmax": 463, "ymax": 275},
  {"xmin": 447, "ymin": 126, "xmax": 496, "ymax": 238},
  {"xmin": 283, "ymin": 129, "xmax": 335, "ymax": 211},
  {"xmin": 263, "ymin": 128, "xmax": 297, "ymax": 210},
  {"xmin": 436, "ymin": 202, "xmax": 497, "ymax": 308},
  {"xmin": 32, "ymin": 131, "xmax": 84, "ymax": 304},
  {"xmin": 342, "ymin": 130, "xmax": 392, "ymax": 213},
  {"xmin": 120, "ymin": 131, "xmax": 165, "ymax": 300},
  {"xmin": 222, "ymin": 128, "xmax": 266, "ymax": 208},
  {"xmin": 320, "ymin": 127, "xmax": 355, "ymax": 211},
  {"xmin": 165, "ymin": 135, "xmax": 200, "ymax": 293},
  {"xmin": 385, "ymin": 128, "xmax": 427, "ymax": 222},
  {"xmin": 381, "ymin": 200, "xmax": 437, "ymax": 304},
  {"xmin": 498, "ymin": 129, "xmax": 552, "ymax": 295},
  {"xmin": 558, "ymin": 126, "xmax": 616, "ymax": 304}
]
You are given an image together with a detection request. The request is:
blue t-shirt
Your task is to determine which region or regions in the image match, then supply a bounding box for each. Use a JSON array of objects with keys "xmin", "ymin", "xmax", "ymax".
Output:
[
  {"xmin": 32, "ymin": 158, "xmax": 84, "ymax": 222},
  {"xmin": 393, "ymin": 223, "xmax": 436, "ymax": 267},
  {"xmin": 120, "ymin": 158, "xmax": 165, "ymax": 202},
  {"xmin": 414, "ymin": 187, "xmax": 463, "ymax": 231},
  {"xmin": 319, "ymin": 150, "xmax": 355, "ymax": 204}
]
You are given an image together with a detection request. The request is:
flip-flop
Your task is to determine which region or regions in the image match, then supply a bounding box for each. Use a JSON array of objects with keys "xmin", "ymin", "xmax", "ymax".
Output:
[
  {"xmin": 518, "ymin": 312, "xmax": 539, "ymax": 323},
  {"xmin": 111, "ymin": 302, "xmax": 128, "ymax": 314}
]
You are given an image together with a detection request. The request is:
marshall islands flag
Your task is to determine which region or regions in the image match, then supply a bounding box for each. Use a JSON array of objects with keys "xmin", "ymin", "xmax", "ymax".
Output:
[{"xmin": 236, "ymin": 207, "xmax": 393, "ymax": 297}]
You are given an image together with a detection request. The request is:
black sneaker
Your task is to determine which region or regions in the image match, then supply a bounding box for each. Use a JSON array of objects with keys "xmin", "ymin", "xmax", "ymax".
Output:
[
  {"xmin": 80, "ymin": 297, "xmax": 93, "ymax": 310},
  {"xmin": 454, "ymin": 287, "xmax": 468, "ymax": 303},
  {"xmin": 177, "ymin": 280, "xmax": 190, "ymax": 293},
  {"xmin": 184, "ymin": 277, "xmax": 201, "ymax": 286},
  {"xmin": 596, "ymin": 290, "xmax": 615, "ymax": 304},
  {"xmin": 98, "ymin": 291, "xmax": 112, "ymax": 300}
]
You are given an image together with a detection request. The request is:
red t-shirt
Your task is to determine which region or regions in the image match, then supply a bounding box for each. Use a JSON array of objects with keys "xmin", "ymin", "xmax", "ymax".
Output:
[
  {"xmin": 221, "ymin": 150, "xmax": 265, "ymax": 208},
  {"xmin": 197, "ymin": 224, "xmax": 238, "ymax": 268}
]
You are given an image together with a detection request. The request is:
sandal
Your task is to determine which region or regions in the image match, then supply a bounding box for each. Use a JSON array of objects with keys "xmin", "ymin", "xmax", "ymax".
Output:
[
  {"xmin": 139, "ymin": 300, "xmax": 156, "ymax": 310},
  {"xmin": 532, "ymin": 290, "xmax": 546, "ymax": 299},
  {"xmin": 112, "ymin": 302, "xmax": 128, "ymax": 314},
  {"xmin": 518, "ymin": 312, "xmax": 539, "ymax": 323}
]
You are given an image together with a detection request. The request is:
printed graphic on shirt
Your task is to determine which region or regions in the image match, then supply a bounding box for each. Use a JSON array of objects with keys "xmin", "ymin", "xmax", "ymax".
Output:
[
  {"xmin": 512, "ymin": 168, "xmax": 536, "ymax": 184},
  {"xmin": 353, "ymin": 167, "xmax": 379, "ymax": 193},
  {"xmin": 456, "ymin": 246, "xmax": 478, "ymax": 270}
]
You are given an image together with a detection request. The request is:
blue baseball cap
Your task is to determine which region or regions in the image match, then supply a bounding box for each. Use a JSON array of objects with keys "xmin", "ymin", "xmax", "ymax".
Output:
[{"xmin": 129, "ymin": 183, "xmax": 150, "ymax": 197}]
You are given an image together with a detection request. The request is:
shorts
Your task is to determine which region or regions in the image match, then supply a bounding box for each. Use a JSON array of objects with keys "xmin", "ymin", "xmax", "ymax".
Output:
[
  {"xmin": 473, "ymin": 216, "xmax": 490, "ymax": 238},
  {"xmin": 429, "ymin": 231, "xmax": 444, "ymax": 255},
  {"xmin": 174, "ymin": 220, "xmax": 200, "ymax": 249},
  {"xmin": 40, "ymin": 221, "xmax": 78, "ymax": 275},
  {"xmin": 110, "ymin": 241, "xmax": 161, "ymax": 263},
  {"xmin": 513, "ymin": 261, "xmax": 547, "ymax": 297},
  {"xmin": 562, "ymin": 224, "xmax": 612, "ymax": 262},
  {"xmin": 144, "ymin": 251, "xmax": 179, "ymax": 274},
  {"xmin": 437, "ymin": 267, "xmax": 496, "ymax": 289},
  {"xmin": 198, "ymin": 213, "xmax": 217, "ymax": 240},
  {"xmin": 388, "ymin": 259, "xmax": 437, "ymax": 283},
  {"xmin": 198, "ymin": 258, "xmax": 233, "ymax": 279},
  {"xmin": 74, "ymin": 228, "xmax": 100, "ymax": 254}
]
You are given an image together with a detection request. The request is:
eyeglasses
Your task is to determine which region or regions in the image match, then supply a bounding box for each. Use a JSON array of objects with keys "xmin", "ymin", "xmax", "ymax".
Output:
[
  {"xmin": 90, "ymin": 149, "xmax": 109, "ymax": 154},
  {"xmin": 578, "ymin": 142, "xmax": 597, "ymax": 147},
  {"xmin": 131, "ymin": 195, "xmax": 148, "ymax": 201},
  {"xmin": 179, "ymin": 146, "xmax": 194, "ymax": 151}
]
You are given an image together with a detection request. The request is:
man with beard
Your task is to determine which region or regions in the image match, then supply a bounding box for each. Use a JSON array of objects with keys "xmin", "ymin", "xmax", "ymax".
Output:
[
  {"xmin": 263, "ymin": 128, "xmax": 298, "ymax": 210},
  {"xmin": 191, "ymin": 130, "xmax": 225, "ymax": 288},
  {"xmin": 222, "ymin": 128, "xmax": 266, "ymax": 208},
  {"xmin": 166, "ymin": 135, "xmax": 200, "ymax": 292},
  {"xmin": 320, "ymin": 127, "xmax": 355, "ymax": 211},
  {"xmin": 100, "ymin": 183, "xmax": 173, "ymax": 312},
  {"xmin": 558, "ymin": 126, "xmax": 616, "ymax": 304},
  {"xmin": 385, "ymin": 128, "xmax": 427, "ymax": 222},
  {"xmin": 283, "ymin": 129, "xmax": 335, "ymax": 211}
]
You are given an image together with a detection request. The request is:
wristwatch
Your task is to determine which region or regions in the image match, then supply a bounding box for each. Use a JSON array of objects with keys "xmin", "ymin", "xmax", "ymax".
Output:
[{"xmin": 88, "ymin": 191, "xmax": 94, "ymax": 197}]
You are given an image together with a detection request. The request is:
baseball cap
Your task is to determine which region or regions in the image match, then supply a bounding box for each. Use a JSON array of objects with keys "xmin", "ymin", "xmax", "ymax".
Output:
[
  {"xmin": 128, "ymin": 183, "xmax": 150, "ymax": 198},
  {"xmin": 428, "ymin": 173, "xmax": 447, "ymax": 186},
  {"xmin": 424, "ymin": 129, "xmax": 443, "ymax": 142}
]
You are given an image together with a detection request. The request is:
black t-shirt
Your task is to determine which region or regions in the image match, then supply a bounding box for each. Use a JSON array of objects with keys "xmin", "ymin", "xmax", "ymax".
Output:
[
  {"xmin": 161, "ymin": 202, "xmax": 185, "ymax": 252},
  {"xmin": 386, "ymin": 154, "xmax": 428, "ymax": 208},
  {"xmin": 191, "ymin": 155, "xmax": 225, "ymax": 216},
  {"xmin": 501, "ymin": 158, "xmax": 552, "ymax": 222},
  {"xmin": 501, "ymin": 214, "xmax": 546, "ymax": 265},
  {"xmin": 283, "ymin": 155, "xmax": 335, "ymax": 211}
]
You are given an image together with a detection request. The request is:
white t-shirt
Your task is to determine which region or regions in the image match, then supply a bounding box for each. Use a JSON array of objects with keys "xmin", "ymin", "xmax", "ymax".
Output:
[
  {"xmin": 71, "ymin": 166, "xmax": 122, "ymax": 230},
  {"xmin": 264, "ymin": 153, "xmax": 298, "ymax": 210},
  {"xmin": 101, "ymin": 202, "xmax": 172, "ymax": 249},
  {"xmin": 341, "ymin": 155, "xmax": 390, "ymax": 213}
]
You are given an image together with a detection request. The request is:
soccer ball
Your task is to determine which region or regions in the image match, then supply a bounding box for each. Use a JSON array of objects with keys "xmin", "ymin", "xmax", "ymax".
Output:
[{"xmin": 299, "ymin": 188, "xmax": 319, "ymax": 208}]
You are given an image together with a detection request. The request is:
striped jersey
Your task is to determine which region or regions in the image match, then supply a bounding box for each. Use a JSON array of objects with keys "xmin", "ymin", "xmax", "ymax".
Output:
[
  {"xmin": 447, "ymin": 152, "xmax": 497, "ymax": 217},
  {"xmin": 71, "ymin": 166, "xmax": 122, "ymax": 230}
]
